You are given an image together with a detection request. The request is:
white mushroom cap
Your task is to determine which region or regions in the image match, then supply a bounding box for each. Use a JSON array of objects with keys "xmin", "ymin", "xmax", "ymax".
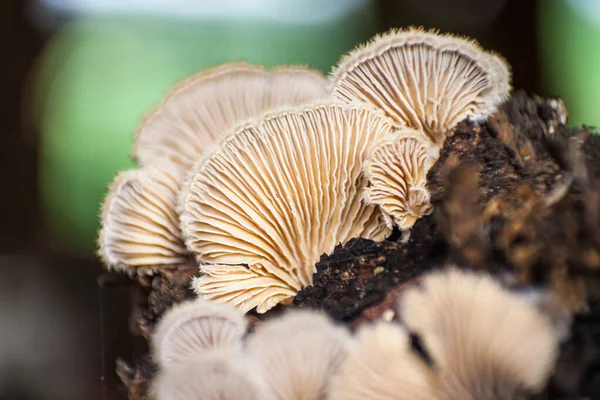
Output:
[
  {"xmin": 330, "ymin": 27, "xmax": 511, "ymax": 144},
  {"xmin": 245, "ymin": 311, "xmax": 350, "ymax": 400},
  {"xmin": 98, "ymin": 161, "xmax": 189, "ymax": 274},
  {"xmin": 151, "ymin": 298, "xmax": 247, "ymax": 369},
  {"xmin": 181, "ymin": 102, "xmax": 393, "ymax": 313},
  {"xmin": 401, "ymin": 268, "xmax": 559, "ymax": 398},
  {"xmin": 363, "ymin": 128, "xmax": 438, "ymax": 230},
  {"xmin": 328, "ymin": 322, "xmax": 435, "ymax": 400},
  {"xmin": 152, "ymin": 351, "xmax": 265, "ymax": 400},
  {"xmin": 133, "ymin": 62, "xmax": 328, "ymax": 171}
]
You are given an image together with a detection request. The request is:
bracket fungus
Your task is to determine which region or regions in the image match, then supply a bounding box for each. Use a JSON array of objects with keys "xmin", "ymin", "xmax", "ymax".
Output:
[
  {"xmin": 152, "ymin": 352, "xmax": 264, "ymax": 400},
  {"xmin": 98, "ymin": 161, "xmax": 189, "ymax": 274},
  {"xmin": 401, "ymin": 268, "xmax": 559, "ymax": 399},
  {"xmin": 246, "ymin": 311, "xmax": 350, "ymax": 400},
  {"xmin": 328, "ymin": 322, "xmax": 435, "ymax": 400},
  {"xmin": 151, "ymin": 298, "xmax": 247, "ymax": 369},
  {"xmin": 363, "ymin": 128, "xmax": 438, "ymax": 231},
  {"xmin": 180, "ymin": 102, "xmax": 393, "ymax": 313},
  {"xmin": 133, "ymin": 62, "xmax": 328, "ymax": 172},
  {"xmin": 330, "ymin": 27, "xmax": 511, "ymax": 144}
]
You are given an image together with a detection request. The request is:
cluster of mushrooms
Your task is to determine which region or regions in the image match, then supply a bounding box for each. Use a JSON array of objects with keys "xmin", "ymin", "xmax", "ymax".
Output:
[{"xmin": 94, "ymin": 27, "xmax": 564, "ymax": 399}]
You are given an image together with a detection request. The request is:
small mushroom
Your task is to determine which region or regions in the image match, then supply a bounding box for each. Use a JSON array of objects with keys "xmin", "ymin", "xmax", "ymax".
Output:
[
  {"xmin": 329, "ymin": 27, "xmax": 511, "ymax": 144},
  {"xmin": 98, "ymin": 161, "xmax": 189, "ymax": 274},
  {"xmin": 246, "ymin": 311, "xmax": 350, "ymax": 400},
  {"xmin": 363, "ymin": 128, "xmax": 438, "ymax": 231},
  {"xmin": 180, "ymin": 102, "xmax": 393, "ymax": 313},
  {"xmin": 151, "ymin": 298, "xmax": 247, "ymax": 369},
  {"xmin": 152, "ymin": 351, "xmax": 265, "ymax": 400},
  {"xmin": 133, "ymin": 62, "xmax": 328, "ymax": 171},
  {"xmin": 328, "ymin": 322, "xmax": 435, "ymax": 400},
  {"xmin": 401, "ymin": 268, "xmax": 559, "ymax": 399}
]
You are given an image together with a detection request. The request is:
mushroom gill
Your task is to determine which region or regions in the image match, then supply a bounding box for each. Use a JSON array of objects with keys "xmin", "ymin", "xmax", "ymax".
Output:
[
  {"xmin": 401, "ymin": 268, "xmax": 559, "ymax": 400},
  {"xmin": 151, "ymin": 298, "xmax": 247, "ymax": 369},
  {"xmin": 180, "ymin": 102, "xmax": 393, "ymax": 313},
  {"xmin": 246, "ymin": 311, "xmax": 350, "ymax": 400},
  {"xmin": 328, "ymin": 322, "xmax": 435, "ymax": 400},
  {"xmin": 133, "ymin": 62, "xmax": 328, "ymax": 172},
  {"xmin": 363, "ymin": 127, "xmax": 438, "ymax": 231},
  {"xmin": 329, "ymin": 27, "xmax": 511, "ymax": 145},
  {"xmin": 98, "ymin": 161, "xmax": 189, "ymax": 274}
]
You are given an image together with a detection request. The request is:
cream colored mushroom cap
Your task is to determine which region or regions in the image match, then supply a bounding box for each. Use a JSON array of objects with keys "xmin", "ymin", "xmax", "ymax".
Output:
[
  {"xmin": 133, "ymin": 62, "xmax": 328, "ymax": 171},
  {"xmin": 246, "ymin": 311, "xmax": 350, "ymax": 400},
  {"xmin": 152, "ymin": 351, "xmax": 265, "ymax": 400},
  {"xmin": 98, "ymin": 161, "xmax": 189, "ymax": 274},
  {"xmin": 151, "ymin": 298, "xmax": 247, "ymax": 369},
  {"xmin": 180, "ymin": 102, "xmax": 393, "ymax": 313},
  {"xmin": 402, "ymin": 268, "xmax": 558, "ymax": 397},
  {"xmin": 330, "ymin": 27, "xmax": 511, "ymax": 144},
  {"xmin": 328, "ymin": 322, "xmax": 435, "ymax": 400},
  {"xmin": 363, "ymin": 128, "xmax": 437, "ymax": 230}
]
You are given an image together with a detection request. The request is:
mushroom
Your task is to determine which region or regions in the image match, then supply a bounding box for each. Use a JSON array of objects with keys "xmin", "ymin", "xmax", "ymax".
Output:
[
  {"xmin": 133, "ymin": 62, "xmax": 328, "ymax": 172},
  {"xmin": 245, "ymin": 311, "xmax": 350, "ymax": 400},
  {"xmin": 401, "ymin": 268, "xmax": 559, "ymax": 399},
  {"xmin": 180, "ymin": 102, "xmax": 393, "ymax": 313},
  {"xmin": 363, "ymin": 127, "xmax": 438, "ymax": 231},
  {"xmin": 329, "ymin": 27, "xmax": 511, "ymax": 145},
  {"xmin": 151, "ymin": 298, "xmax": 247, "ymax": 369},
  {"xmin": 98, "ymin": 161, "xmax": 190, "ymax": 274},
  {"xmin": 328, "ymin": 321, "xmax": 435, "ymax": 400},
  {"xmin": 152, "ymin": 351, "xmax": 265, "ymax": 400}
]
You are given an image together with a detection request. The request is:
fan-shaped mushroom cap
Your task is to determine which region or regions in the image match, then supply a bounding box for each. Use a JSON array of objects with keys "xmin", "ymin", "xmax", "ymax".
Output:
[
  {"xmin": 363, "ymin": 128, "xmax": 437, "ymax": 230},
  {"xmin": 152, "ymin": 351, "xmax": 265, "ymax": 400},
  {"xmin": 246, "ymin": 311, "xmax": 350, "ymax": 400},
  {"xmin": 152, "ymin": 298, "xmax": 247, "ymax": 369},
  {"xmin": 133, "ymin": 62, "xmax": 328, "ymax": 171},
  {"xmin": 330, "ymin": 27, "xmax": 511, "ymax": 144},
  {"xmin": 328, "ymin": 322, "xmax": 435, "ymax": 400},
  {"xmin": 98, "ymin": 161, "xmax": 189, "ymax": 274},
  {"xmin": 402, "ymin": 268, "xmax": 558, "ymax": 399},
  {"xmin": 181, "ymin": 102, "xmax": 393, "ymax": 313}
]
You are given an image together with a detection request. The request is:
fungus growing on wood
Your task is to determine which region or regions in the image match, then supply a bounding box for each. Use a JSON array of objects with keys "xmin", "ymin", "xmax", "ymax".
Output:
[
  {"xmin": 246, "ymin": 311, "xmax": 350, "ymax": 400},
  {"xmin": 98, "ymin": 161, "xmax": 189, "ymax": 274},
  {"xmin": 401, "ymin": 268, "xmax": 559, "ymax": 399},
  {"xmin": 133, "ymin": 62, "xmax": 327, "ymax": 171},
  {"xmin": 330, "ymin": 27, "xmax": 511, "ymax": 144},
  {"xmin": 180, "ymin": 102, "xmax": 393, "ymax": 313},
  {"xmin": 151, "ymin": 298, "xmax": 247, "ymax": 368},
  {"xmin": 328, "ymin": 321, "xmax": 435, "ymax": 400},
  {"xmin": 152, "ymin": 351, "xmax": 264, "ymax": 400},
  {"xmin": 363, "ymin": 128, "xmax": 437, "ymax": 231}
]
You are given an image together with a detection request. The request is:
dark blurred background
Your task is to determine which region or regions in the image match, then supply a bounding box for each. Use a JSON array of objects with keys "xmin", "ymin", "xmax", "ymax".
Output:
[{"xmin": 1, "ymin": 0, "xmax": 598, "ymax": 398}]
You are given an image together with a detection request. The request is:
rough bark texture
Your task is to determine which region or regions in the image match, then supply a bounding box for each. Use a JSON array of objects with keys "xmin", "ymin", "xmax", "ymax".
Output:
[{"xmin": 115, "ymin": 92, "xmax": 600, "ymax": 400}]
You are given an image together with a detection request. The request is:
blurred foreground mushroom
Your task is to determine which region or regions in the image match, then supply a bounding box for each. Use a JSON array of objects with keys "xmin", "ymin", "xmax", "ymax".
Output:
[
  {"xmin": 363, "ymin": 128, "xmax": 438, "ymax": 232},
  {"xmin": 152, "ymin": 352, "xmax": 264, "ymax": 400},
  {"xmin": 133, "ymin": 62, "xmax": 328, "ymax": 171},
  {"xmin": 402, "ymin": 268, "xmax": 558, "ymax": 399},
  {"xmin": 151, "ymin": 298, "xmax": 247, "ymax": 369},
  {"xmin": 180, "ymin": 103, "xmax": 393, "ymax": 313},
  {"xmin": 330, "ymin": 27, "xmax": 511, "ymax": 145},
  {"xmin": 246, "ymin": 311, "xmax": 350, "ymax": 400},
  {"xmin": 328, "ymin": 322, "xmax": 435, "ymax": 400}
]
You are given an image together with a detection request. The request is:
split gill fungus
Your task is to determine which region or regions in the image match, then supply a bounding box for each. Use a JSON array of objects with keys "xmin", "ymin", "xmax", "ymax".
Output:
[
  {"xmin": 329, "ymin": 27, "xmax": 511, "ymax": 145},
  {"xmin": 99, "ymin": 61, "xmax": 328, "ymax": 275},
  {"xmin": 180, "ymin": 102, "xmax": 393, "ymax": 313}
]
